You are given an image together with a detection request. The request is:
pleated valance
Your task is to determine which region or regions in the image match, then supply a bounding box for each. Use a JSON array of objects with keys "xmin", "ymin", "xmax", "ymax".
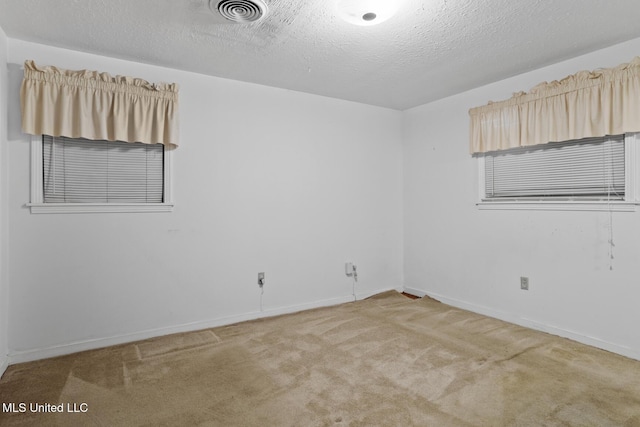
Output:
[
  {"xmin": 20, "ymin": 60, "xmax": 179, "ymax": 148},
  {"xmin": 469, "ymin": 57, "xmax": 640, "ymax": 154}
]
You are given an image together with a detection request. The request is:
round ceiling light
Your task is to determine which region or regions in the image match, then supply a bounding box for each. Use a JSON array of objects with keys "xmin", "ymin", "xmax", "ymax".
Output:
[{"xmin": 335, "ymin": 0, "xmax": 400, "ymax": 26}]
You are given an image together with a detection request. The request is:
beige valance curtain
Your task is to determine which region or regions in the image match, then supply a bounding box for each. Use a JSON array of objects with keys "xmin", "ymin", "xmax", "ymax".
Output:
[
  {"xmin": 20, "ymin": 60, "xmax": 179, "ymax": 148},
  {"xmin": 469, "ymin": 57, "xmax": 640, "ymax": 154}
]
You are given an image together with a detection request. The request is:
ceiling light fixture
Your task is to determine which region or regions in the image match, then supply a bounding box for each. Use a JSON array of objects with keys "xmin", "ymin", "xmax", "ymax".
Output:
[{"xmin": 335, "ymin": 0, "xmax": 400, "ymax": 26}]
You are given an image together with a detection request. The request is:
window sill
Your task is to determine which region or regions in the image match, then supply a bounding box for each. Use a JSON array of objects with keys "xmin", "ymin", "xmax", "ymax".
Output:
[
  {"xmin": 27, "ymin": 203, "xmax": 174, "ymax": 214},
  {"xmin": 476, "ymin": 200, "xmax": 638, "ymax": 212}
]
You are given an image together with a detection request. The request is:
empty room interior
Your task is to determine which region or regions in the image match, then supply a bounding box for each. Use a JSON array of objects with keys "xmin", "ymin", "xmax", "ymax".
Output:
[{"xmin": 1, "ymin": 0, "xmax": 640, "ymax": 425}]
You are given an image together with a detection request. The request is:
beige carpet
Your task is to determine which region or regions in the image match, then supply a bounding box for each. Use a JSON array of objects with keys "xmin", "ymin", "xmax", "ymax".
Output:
[{"xmin": 1, "ymin": 291, "xmax": 639, "ymax": 426}]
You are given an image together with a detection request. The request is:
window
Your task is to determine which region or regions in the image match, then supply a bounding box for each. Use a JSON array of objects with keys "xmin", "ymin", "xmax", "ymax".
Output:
[
  {"xmin": 21, "ymin": 61, "xmax": 178, "ymax": 213},
  {"xmin": 477, "ymin": 133, "xmax": 640, "ymax": 211},
  {"xmin": 29, "ymin": 136, "xmax": 173, "ymax": 213}
]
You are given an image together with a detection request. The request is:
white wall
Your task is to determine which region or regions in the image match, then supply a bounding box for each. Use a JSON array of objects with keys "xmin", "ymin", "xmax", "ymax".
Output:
[
  {"xmin": 0, "ymin": 25, "xmax": 8, "ymax": 376},
  {"xmin": 7, "ymin": 35, "xmax": 640, "ymax": 366},
  {"xmin": 5, "ymin": 40, "xmax": 403, "ymax": 362},
  {"xmin": 403, "ymin": 37, "xmax": 640, "ymax": 360}
]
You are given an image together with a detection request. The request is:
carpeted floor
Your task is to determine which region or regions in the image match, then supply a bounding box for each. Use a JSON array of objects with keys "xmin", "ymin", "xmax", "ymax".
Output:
[{"xmin": 1, "ymin": 291, "xmax": 639, "ymax": 426}]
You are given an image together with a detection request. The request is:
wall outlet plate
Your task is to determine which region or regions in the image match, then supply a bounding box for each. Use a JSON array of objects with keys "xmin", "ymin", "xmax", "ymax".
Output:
[
  {"xmin": 345, "ymin": 262, "xmax": 354, "ymax": 276},
  {"xmin": 520, "ymin": 276, "xmax": 529, "ymax": 290}
]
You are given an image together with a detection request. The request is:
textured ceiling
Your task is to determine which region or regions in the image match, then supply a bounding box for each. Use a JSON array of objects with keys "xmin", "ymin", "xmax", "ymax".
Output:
[{"xmin": 2, "ymin": 0, "xmax": 640, "ymax": 110}]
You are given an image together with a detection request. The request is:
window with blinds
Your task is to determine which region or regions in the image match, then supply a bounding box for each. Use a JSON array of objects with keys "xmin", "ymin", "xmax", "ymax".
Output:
[
  {"xmin": 43, "ymin": 135, "xmax": 164, "ymax": 203},
  {"xmin": 483, "ymin": 135, "xmax": 625, "ymax": 201}
]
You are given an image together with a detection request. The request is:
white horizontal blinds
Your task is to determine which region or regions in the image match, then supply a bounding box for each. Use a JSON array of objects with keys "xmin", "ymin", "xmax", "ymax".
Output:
[
  {"xmin": 485, "ymin": 135, "xmax": 625, "ymax": 200},
  {"xmin": 43, "ymin": 136, "xmax": 164, "ymax": 203}
]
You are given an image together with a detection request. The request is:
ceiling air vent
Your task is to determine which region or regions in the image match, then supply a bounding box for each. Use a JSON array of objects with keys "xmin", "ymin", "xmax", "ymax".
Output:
[{"xmin": 210, "ymin": 0, "xmax": 268, "ymax": 23}]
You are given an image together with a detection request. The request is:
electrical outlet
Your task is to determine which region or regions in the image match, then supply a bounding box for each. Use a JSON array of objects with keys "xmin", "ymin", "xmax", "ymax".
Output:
[
  {"xmin": 345, "ymin": 262, "xmax": 358, "ymax": 282},
  {"xmin": 520, "ymin": 276, "xmax": 529, "ymax": 290},
  {"xmin": 258, "ymin": 272, "xmax": 265, "ymax": 287},
  {"xmin": 345, "ymin": 262, "xmax": 354, "ymax": 276}
]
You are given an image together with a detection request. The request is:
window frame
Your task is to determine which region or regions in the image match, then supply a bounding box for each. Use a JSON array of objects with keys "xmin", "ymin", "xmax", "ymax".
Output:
[
  {"xmin": 476, "ymin": 132, "xmax": 640, "ymax": 212},
  {"xmin": 28, "ymin": 135, "xmax": 174, "ymax": 214}
]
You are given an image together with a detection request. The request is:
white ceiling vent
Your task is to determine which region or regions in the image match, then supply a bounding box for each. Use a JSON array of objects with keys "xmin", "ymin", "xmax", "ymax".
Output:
[{"xmin": 210, "ymin": 0, "xmax": 268, "ymax": 23}]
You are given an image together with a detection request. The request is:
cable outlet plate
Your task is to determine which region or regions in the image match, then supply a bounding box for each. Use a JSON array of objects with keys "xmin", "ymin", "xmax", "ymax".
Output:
[
  {"xmin": 520, "ymin": 276, "xmax": 529, "ymax": 290},
  {"xmin": 258, "ymin": 272, "xmax": 265, "ymax": 287}
]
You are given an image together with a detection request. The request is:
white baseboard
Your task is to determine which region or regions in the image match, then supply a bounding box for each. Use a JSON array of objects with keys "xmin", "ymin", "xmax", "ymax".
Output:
[
  {"xmin": 403, "ymin": 286, "xmax": 640, "ymax": 362},
  {"xmin": 8, "ymin": 288, "xmax": 395, "ymax": 365},
  {"xmin": 0, "ymin": 355, "xmax": 7, "ymax": 379}
]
